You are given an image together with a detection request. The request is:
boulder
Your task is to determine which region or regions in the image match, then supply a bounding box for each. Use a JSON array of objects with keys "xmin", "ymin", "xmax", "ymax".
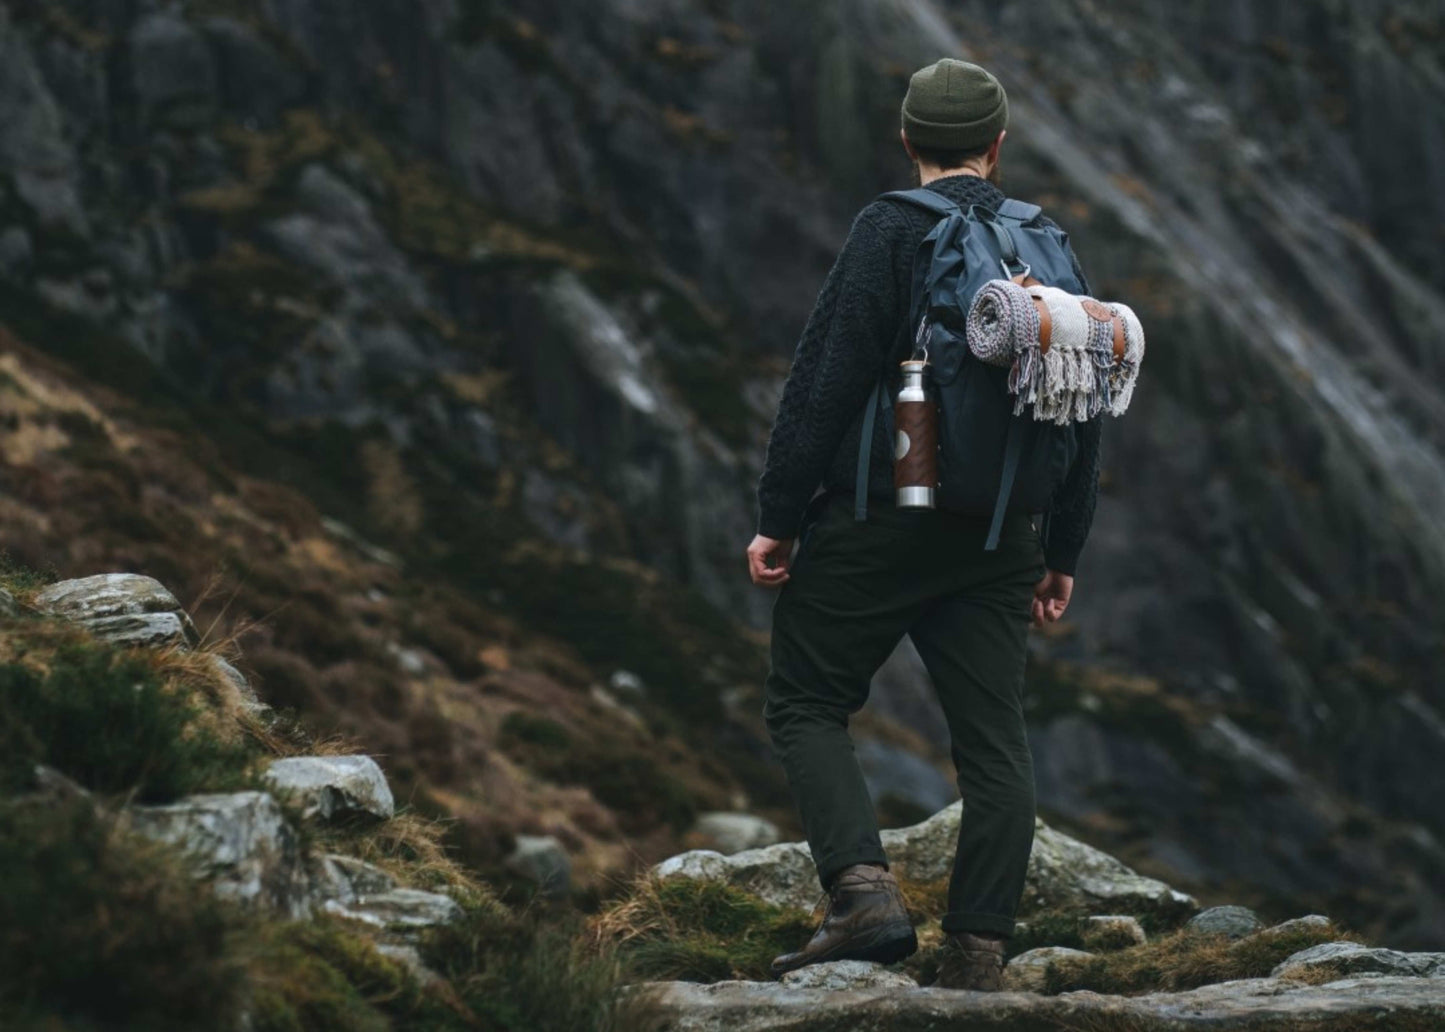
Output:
[
  {"xmin": 1002, "ymin": 947, "xmax": 1096, "ymax": 992},
  {"xmin": 33, "ymin": 574, "xmax": 199, "ymax": 648},
  {"xmin": 654, "ymin": 802, "xmax": 1197, "ymax": 920},
  {"xmin": 779, "ymin": 961, "xmax": 917, "ymax": 991},
  {"xmin": 1186, "ymin": 905, "xmax": 1266, "ymax": 939},
  {"xmin": 692, "ymin": 812, "xmax": 781, "ymax": 855},
  {"xmin": 1082, "ymin": 915, "xmax": 1148, "ymax": 950},
  {"xmin": 128, "ymin": 791, "xmax": 310, "ymax": 917},
  {"xmin": 0, "ymin": 586, "xmax": 17, "ymax": 617},
  {"xmin": 1272, "ymin": 941, "xmax": 1445, "ymax": 979},
  {"xmin": 505, "ymin": 834, "xmax": 571, "ymax": 897},
  {"xmin": 264, "ymin": 755, "xmax": 395, "ymax": 822}
]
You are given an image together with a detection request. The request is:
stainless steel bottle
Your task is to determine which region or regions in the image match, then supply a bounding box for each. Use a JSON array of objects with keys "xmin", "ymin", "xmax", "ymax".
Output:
[{"xmin": 893, "ymin": 359, "xmax": 937, "ymax": 508}]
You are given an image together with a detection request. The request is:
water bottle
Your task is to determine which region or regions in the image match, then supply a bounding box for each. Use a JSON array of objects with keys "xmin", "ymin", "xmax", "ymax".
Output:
[{"xmin": 893, "ymin": 359, "xmax": 937, "ymax": 508}]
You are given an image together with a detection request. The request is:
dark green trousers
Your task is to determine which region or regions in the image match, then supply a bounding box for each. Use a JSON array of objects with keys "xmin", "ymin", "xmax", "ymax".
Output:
[{"xmin": 762, "ymin": 491, "xmax": 1045, "ymax": 938}]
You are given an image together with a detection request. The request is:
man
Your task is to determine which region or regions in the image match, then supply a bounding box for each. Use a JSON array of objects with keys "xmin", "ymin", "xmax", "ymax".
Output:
[{"xmin": 746, "ymin": 59, "xmax": 1101, "ymax": 990}]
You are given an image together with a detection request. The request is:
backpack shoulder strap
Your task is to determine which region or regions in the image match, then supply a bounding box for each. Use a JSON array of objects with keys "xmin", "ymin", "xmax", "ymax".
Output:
[
  {"xmin": 996, "ymin": 198, "xmax": 1042, "ymax": 223},
  {"xmin": 878, "ymin": 188, "xmax": 961, "ymax": 218}
]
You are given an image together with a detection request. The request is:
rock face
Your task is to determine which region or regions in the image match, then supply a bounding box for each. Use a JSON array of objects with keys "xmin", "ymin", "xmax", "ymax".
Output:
[
  {"xmin": 632, "ymin": 975, "xmax": 1445, "ymax": 1031},
  {"xmin": 654, "ymin": 802, "xmax": 1196, "ymax": 921},
  {"xmin": 33, "ymin": 574, "xmax": 199, "ymax": 649},
  {"xmin": 263, "ymin": 755, "xmax": 395, "ymax": 822},
  {"xmin": 128, "ymin": 791, "xmax": 310, "ymax": 917}
]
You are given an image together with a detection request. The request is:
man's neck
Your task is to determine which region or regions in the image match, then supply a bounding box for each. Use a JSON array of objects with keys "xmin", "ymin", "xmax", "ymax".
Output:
[{"xmin": 918, "ymin": 164, "xmax": 985, "ymax": 186}]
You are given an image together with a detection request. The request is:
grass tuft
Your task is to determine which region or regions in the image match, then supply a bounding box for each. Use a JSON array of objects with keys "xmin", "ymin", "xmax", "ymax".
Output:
[{"xmin": 590, "ymin": 875, "xmax": 815, "ymax": 983}]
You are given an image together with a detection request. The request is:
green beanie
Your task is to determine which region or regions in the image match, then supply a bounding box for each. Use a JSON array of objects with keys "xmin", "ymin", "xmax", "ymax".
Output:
[{"xmin": 901, "ymin": 58, "xmax": 1008, "ymax": 151}]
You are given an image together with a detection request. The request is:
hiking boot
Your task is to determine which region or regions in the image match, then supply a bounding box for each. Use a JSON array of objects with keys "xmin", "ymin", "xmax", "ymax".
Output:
[
  {"xmin": 769, "ymin": 863, "xmax": 917, "ymax": 977},
  {"xmin": 933, "ymin": 930, "xmax": 1006, "ymax": 990}
]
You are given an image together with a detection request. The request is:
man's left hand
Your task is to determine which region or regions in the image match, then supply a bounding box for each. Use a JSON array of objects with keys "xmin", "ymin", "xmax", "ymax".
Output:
[{"xmin": 1032, "ymin": 569, "xmax": 1073, "ymax": 627}]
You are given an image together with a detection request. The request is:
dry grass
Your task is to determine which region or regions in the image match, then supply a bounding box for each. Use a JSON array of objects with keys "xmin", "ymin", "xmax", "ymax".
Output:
[{"xmin": 314, "ymin": 810, "xmax": 486, "ymax": 899}]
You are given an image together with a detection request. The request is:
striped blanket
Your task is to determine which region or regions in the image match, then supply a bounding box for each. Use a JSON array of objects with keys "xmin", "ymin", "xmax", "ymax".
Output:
[{"xmin": 965, "ymin": 279, "xmax": 1144, "ymax": 424}]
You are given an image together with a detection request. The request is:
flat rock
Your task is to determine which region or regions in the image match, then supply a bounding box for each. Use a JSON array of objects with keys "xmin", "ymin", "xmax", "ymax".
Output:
[
  {"xmin": 693, "ymin": 812, "xmax": 782, "ymax": 855},
  {"xmin": 630, "ymin": 974, "xmax": 1445, "ymax": 1030},
  {"xmin": 1002, "ymin": 946, "xmax": 1095, "ymax": 992},
  {"xmin": 779, "ymin": 961, "xmax": 917, "ymax": 991},
  {"xmin": 128, "ymin": 791, "xmax": 310, "ymax": 917},
  {"xmin": 312, "ymin": 853, "xmax": 397, "ymax": 906},
  {"xmin": 33, "ymin": 574, "xmax": 198, "ymax": 647},
  {"xmin": 1272, "ymin": 941, "xmax": 1445, "ymax": 979},
  {"xmin": 1187, "ymin": 904, "xmax": 1265, "ymax": 939},
  {"xmin": 264, "ymin": 755, "xmax": 395, "ymax": 821},
  {"xmin": 326, "ymin": 887, "xmax": 463, "ymax": 929},
  {"xmin": 655, "ymin": 802, "xmax": 1197, "ymax": 921}
]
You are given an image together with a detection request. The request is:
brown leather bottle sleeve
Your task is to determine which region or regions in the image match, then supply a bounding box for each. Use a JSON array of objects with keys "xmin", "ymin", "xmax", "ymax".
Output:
[{"xmin": 893, "ymin": 398, "xmax": 938, "ymax": 492}]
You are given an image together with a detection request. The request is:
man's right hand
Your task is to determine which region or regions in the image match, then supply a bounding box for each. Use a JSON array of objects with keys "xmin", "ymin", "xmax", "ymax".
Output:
[{"xmin": 747, "ymin": 534, "xmax": 795, "ymax": 588}]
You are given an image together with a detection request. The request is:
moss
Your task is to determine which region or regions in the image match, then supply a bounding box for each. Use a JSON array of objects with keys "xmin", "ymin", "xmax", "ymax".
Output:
[
  {"xmin": 591, "ymin": 877, "xmax": 815, "ymax": 983},
  {"xmin": 0, "ymin": 633, "xmax": 257, "ymax": 802}
]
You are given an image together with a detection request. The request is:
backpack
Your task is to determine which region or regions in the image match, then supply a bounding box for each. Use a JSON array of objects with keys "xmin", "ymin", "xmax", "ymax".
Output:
[{"xmin": 854, "ymin": 188, "xmax": 1088, "ymax": 551}]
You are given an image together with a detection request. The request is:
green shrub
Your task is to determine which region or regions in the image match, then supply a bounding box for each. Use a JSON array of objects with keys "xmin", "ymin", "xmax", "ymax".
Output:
[
  {"xmin": 0, "ymin": 800, "xmax": 244, "ymax": 1028},
  {"xmin": 0, "ymin": 640, "xmax": 256, "ymax": 801}
]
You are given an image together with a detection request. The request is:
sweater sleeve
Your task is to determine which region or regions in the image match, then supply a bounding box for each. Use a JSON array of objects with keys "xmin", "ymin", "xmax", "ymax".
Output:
[{"xmin": 755, "ymin": 212, "xmax": 898, "ymax": 540}]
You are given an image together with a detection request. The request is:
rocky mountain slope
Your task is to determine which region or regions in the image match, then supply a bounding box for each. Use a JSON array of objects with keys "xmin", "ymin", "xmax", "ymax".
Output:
[{"xmin": 1, "ymin": 0, "xmax": 1443, "ymax": 949}]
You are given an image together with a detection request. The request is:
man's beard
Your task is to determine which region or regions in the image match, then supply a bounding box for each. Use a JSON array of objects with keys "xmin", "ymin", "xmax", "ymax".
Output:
[{"xmin": 910, "ymin": 160, "xmax": 1002, "ymax": 186}]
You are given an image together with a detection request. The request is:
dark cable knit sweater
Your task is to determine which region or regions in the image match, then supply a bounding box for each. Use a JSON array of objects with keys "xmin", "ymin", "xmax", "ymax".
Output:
[{"xmin": 755, "ymin": 174, "xmax": 1102, "ymax": 576}]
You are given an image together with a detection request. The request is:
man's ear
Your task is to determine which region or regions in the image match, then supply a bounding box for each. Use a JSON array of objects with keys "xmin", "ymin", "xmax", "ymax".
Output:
[
  {"xmin": 987, "ymin": 130, "xmax": 1006, "ymax": 165},
  {"xmin": 900, "ymin": 128, "xmax": 917, "ymax": 160}
]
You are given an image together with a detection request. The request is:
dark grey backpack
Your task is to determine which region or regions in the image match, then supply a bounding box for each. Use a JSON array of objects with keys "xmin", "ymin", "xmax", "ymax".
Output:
[{"xmin": 855, "ymin": 188, "xmax": 1088, "ymax": 549}]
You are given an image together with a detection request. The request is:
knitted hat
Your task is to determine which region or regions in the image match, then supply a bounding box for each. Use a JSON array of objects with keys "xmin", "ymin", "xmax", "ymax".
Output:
[{"xmin": 901, "ymin": 59, "xmax": 1008, "ymax": 151}]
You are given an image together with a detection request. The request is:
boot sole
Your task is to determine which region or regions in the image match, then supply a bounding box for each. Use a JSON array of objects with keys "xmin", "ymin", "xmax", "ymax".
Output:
[{"xmin": 771, "ymin": 921, "xmax": 919, "ymax": 977}]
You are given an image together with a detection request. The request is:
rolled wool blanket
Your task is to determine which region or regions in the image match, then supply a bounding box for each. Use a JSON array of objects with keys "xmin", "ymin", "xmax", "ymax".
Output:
[{"xmin": 966, "ymin": 279, "xmax": 1144, "ymax": 424}]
